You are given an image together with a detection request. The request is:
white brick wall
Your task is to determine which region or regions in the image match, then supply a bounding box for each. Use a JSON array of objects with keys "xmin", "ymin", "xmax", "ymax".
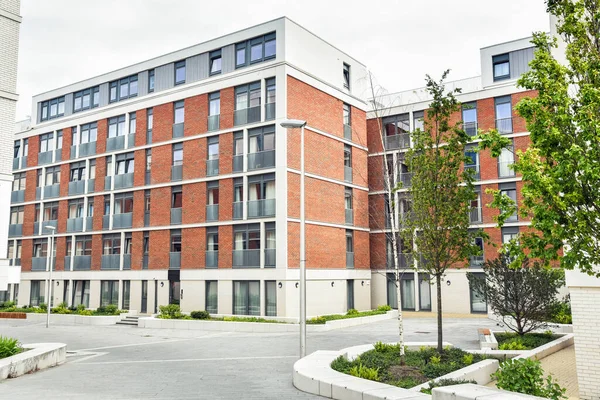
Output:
[
  {"xmin": 570, "ymin": 287, "xmax": 600, "ymax": 400},
  {"xmin": 0, "ymin": 0, "xmax": 19, "ymax": 16}
]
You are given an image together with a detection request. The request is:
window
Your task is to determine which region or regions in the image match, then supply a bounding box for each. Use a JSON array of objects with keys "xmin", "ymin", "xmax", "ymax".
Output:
[
  {"xmin": 208, "ymin": 136, "xmax": 219, "ymax": 160},
  {"xmin": 30, "ymin": 280, "xmax": 46, "ymax": 306},
  {"xmin": 108, "ymin": 115, "xmax": 126, "ymax": 138},
  {"xmin": 464, "ymin": 145, "xmax": 479, "ymax": 180},
  {"xmin": 69, "ymin": 161, "xmax": 86, "ymax": 182},
  {"xmin": 469, "ymin": 272, "xmax": 487, "ymax": 313},
  {"xmin": 115, "ymin": 152, "xmax": 135, "ymax": 175},
  {"xmin": 143, "ymin": 231, "xmax": 150, "ymax": 255},
  {"xmin": 235, "ymin": 82, "xmax": 261, "ymax": 111},
  {"xmin": 265, "ymin": 281, "xmax": 276, "ymax": 316},
  {"xmin": 346, "ymin": 230, "xmax": 354, "ymax": 254},
  {"xmin": 343, "ymin": 63, "xmax": 351, "ymax": 89},
  {"xmin": 40, "ymin": 96, "xmax": 65, "ymax": 121},
  {"xmin": 502, "ymin": 227, "xmax": 520, "ymax": 244},
  {"xmin": 206, "ymin": 227, "xmax": 218, "ymax": 268},
  {"xmin": 265, "ymin": 222, "xmax": 276, "ymax": 267},
  {"xmin": 209, "ymin": 92, "xmax": 220, "ymax": 116},
  {"xmin": 102, "ymin": 234, "xmax": 121, "ymax": 255},
  {"xmin": 43, "ymin": 202, "xmax": 59, "ymax": 221},
  {"xmin": 413, "ymin": 111, "xmax": 424, "ymax": 132},
  {"xmin": 209, "ymin": 50, "xmax": 222, "ymax": 75},
  {"xmin": 109, "ymin": 75, "xmax": 138, "ymax": 102},
  {"xmin": 235, "ymin": 32, "xmax": 276, "ymax": 68},
  {"xmin": 45, "ymin": 166, "xmax": 61, "ymax": 186},
  {"xmin": 10, "ymin": 206, "xmax": 24, "ymax": 225},
  {"xmin": 470, "ymin": 235, "xmax": 484, "ymax": 268},
  {"xmin": 147, "ymin": 108, "xmax": 153, "ymax": 130},
  {"xmin": 114, "ymin": 192, "xmax": 133, "ymax": 214},
  {"xmin": 148, "ymin": 69, "xmax": 155, "ymax": 92},
  {"xmin": 72, "ymin": 280, "xmax": 90, "ymax": 308},
  {"xmin": 419, "ymin": 274, "xmax": 432, "ymax": 310},
  {"xmin": 383, "ymin": 113, "xmax": 410, "ymax": 137},
  {"xmin": 266, "ymin": 78, "xmax": 276, "ymax": 105},
  {"xmin": 207, "ymin": 181, "xmax": 219, "ymax": 206},
  {"xmin": 233, "ymin": 281, "xmax": 260, "ymax": 315},
  {"xmin": 36, "ymin": 169, "xmax": 43, "ymax": 188},
  {"xmin": 174, "ymin": 101, "xmax": 184, "ymax": 124},
  {"xmin": 23, "ymin": 139, "xmax": 28, "ymax": 157},
  {"xmin": 498, "ymin": 141, "xmax": 515, "ymax": 178},
  {"xmin": 172, "ymin": 186, "xmax": 182, "ymax": 209},
  {"xmin": 39, "ymin": 133, "xmax": 54, "ymax": 153},
  {"xmin": 495, "ymin": 96, "xmax": 513, "ymax": 134},
  {"xmin": 174, "ymin": 60, "xmax": 186, "ymax": 85},
  {"xmin": 493, "ymin": 53, "xmax": 510, "ymax": 81},
  {"xmin": 344, "ymin": 145, "xmax": 352, "ymax": 169},
  {"xmin": 462, "ymin": 102, "xmax": 477, "ymax": 136},
  {"xmin": 234, "ymin": 223, "xmax": 260, "ymax": 252},
  {"xmin": 70, "ymin": 236, "xmax": 92, "ymax": 256},
  {"xmin": 345, "ymin": 187, "xmax": 353, "ymax": 211},
  {"xmin": 248, "ymin": 125, "xmax": 275, "ymax": 153},
  {"xmin": 171, "ymin": 229, "xmax": 182, "ymax": 252},
  {"xmin": 124, "ymin": 233, "xmax": 132, "ymax": 255},
  {"xmin": 206, "ymin": 281, "xmax": 218, "ymax": 313},
  {"xmin": 172, "ymin": 143, "xmax": 183, "ymax": 166},
  {"xmin": 78, "ymin": 122, "xmax": 98, "ymax": 144},
  {"xmin": 146, "ymin": 149, "xmax": 152, "ymax": 172},
  {"xmin": 73, "ymin": 86, "xmax": 99, "ymax": 112},
  {"xmin": 499, "ymin": 182, "xmax": 518, "ymax": 222},
  {"xmin": 89, "ymin": 159, "xmax": 96, "ymax": 179},
  {"xmin": 33, "ymin": 239, "xmax": 48, "ymax": 258},
  {"xmin": 68, "ymin": 198, "xmax": 84, "ymax": 219},
  {"xmin": 144, "ymin": 190, "xmax": 151, "ymax": 213},
  {"xmin": 129, "ymin": 112, "xmax": 136, "ymax": 135},
  {"xmin": 12, "ymin": 173, "xmax": 26, "ymax": 191},
  {"xmin": 56, "ymin": 131, "xmax": 63, "ymax": 150},
  {"xmin": 248, "ymin": 173, "xmax": 275, "ymax": 208},
  {"xmin": 122, "ymin": 280, "xmax": 131, "ymax": 310},
  {"xmin": 100, "ymin": 281, "xmax": 119, "ymax": 307},
  {"xmin": 13, "ymin": 141, "xmax": 20, "ymax": 159},
  {"xmin": 470, "ymin": 192, "xmax": 482, "ymax": 224},
  {"xmin": 343, "ymin": 103, "xmax": 351, "ymax": 126},
  {"xmin": 87, "ymin": 199, "xmax": 94, "ymax": 218}
]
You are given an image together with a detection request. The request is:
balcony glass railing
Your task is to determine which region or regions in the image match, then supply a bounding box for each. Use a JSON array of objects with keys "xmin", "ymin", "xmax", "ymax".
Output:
[
  {"xmin": 248, "ymin": 199, "xmax": 275, "ymax": 218},
  {"xmin": 205, "ymin": 250, "xmax": 218, "ymax": 268},
  {"xmin": 208, "ymin": 115, "xmax": 220, "ymax": 131},
  {"xmin": 265, "ymin": 103, "xmax": 276, "ymax": 121},
  {"xmin": 248, "ymin": 150, "xmax": 275, "ymax": 170},
  {"xmin": 233, "ymin": 201, "xmax": 243, "ymax": 219},
  {"xmin": 169, "ymin": 252, "xmax": 181, "ymax": 269},
  {"xmin": 72, "ymin": 255, "xmax": 91, "ymax": 271},
  {"xmin": 234, "ymin": 106, "xmax": 261, "ymax": 126},
  {"xmin": 172, "ymin": 123, "xmax": 184, "ymax": 138},
  {"xmin": 206, "ymin": 204, "xmax": 219, "ymax": 221},
  {"xmin": 113, "ymin": 173, "xmax": 134, "ymax": 189},
  {"xmin": 232, "ymin": 249, "xmax": 260, "ymax": 267},
  {"xmin": 8, "ymin": 224, "xmax": 22, "ymax": 237},
  {"xmin": 68, "ymin": 180, "xmax": 85, "ymax": 196},
  {"xmin": 32, "ymin": 257, "xmax": 49, "ymax": 271},
  {"xmin": 171, "ymin": 165, "xmax": 183, "ymax": 181},
  {"xmin": 171, "ymin": 208, "xmax": 182, "ymax": 225},
  {"xmin": 343, "ymin": 124, "xmax": 352, "ymax": 140},
  {"xmin": 384, "ymin": 134, "xmax": 410, "ymax": 150},
  {"xmin": 233, "ymin": 155, "xmax": 243, "ymax": 172},
  {"xmin": 345, "ymin": 209, "xmax": 353, "ymax": 225},
  {"xmin": 496, "ymin": 118, "xmax": 513, "ymax": 134},
  {"xmin": 43, "ymin": 184, "xmax": 60, "ymax": 199},
  {"xmin": 79, "ymin": 142, "xmax": 96, "ymax": 157},
  {"xmin": 123, "ymin": 254, "xmax": 131, "ymax": 270},
  {"xmin": 464, "ymin": 165, "xmax": 480, "ymax": 181},
  {"xmin": 469, "ymin": 207, "xmax": 482, "ymax": 224},
  {"xmin": 106, "ymin": 135, "xmax": 125, "ymax": 151},
  {"xmin": 346, "ymin": 252, "xmax": 354, "ymax": 269},
  {"xmin": 470, "ymin": 255, "xmax": 484, "ymax": 268},
  {"xmin": 67, "ymin": 217, "xmax": 84, "ymax": 233},
  {"xmin": 265, "ymin": 248, "xmax": 276, "ymax": 267},
  {"xmin": 206, "ymin": 159, "xmax": 219, "ymax": 176},
  {"xmin": 10, "ymin": 190, "xmax": 24, "ymax": 203},
  {"xmin": 38, "ymin": 151, "xmax": 53, "ymax": 165},
  {"xmin": 101, "ymin": 254, "xmax": 120, "ymax": 270},
  {"xmin": 112, "ymin": 213, "xmax": 133, "ymax": 229},
  {"xmin": 344, "ymin": 166, "xmax": 352, "ymax": 183},
  {"xmin": 463, "ymin": 121, "xmax": 478, "ymax": 137}
]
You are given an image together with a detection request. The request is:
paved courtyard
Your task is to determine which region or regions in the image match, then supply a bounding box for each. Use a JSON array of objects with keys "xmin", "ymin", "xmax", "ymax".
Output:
[{"xmin": 0, "ymin": 316, "xmax": 498, "ymax": 399}]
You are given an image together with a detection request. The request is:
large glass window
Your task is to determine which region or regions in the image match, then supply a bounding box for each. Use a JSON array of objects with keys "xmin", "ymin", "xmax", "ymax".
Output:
[
  {"xmin": 70, "ymin": 162, "xmax": 86, "ymax": 182},
  {"xmin": 39, "ymin": 133, "xmax": 54, "ymax": 153},
  {"xmin": 462, "ymin": 102, "xmax": 477, "ymax": 136},
  {"xmin": 129, "ymin": 112, "xmax": 136, "ymax": 135},
  {"xmin": 248, "ymin": 125, "xmax": 274, "ymax": 153},
  {"xmin": 12, "ymin": 173, "xmax": 26, "ymax": 191},
  {"xmin": 102, "ymin": 234, "xmax": 121, "ymax": 255},
  {"xmin": 209, "ymin": 92, "xmax": 220, "ymax": 116},
  {"xmin": 40, "ymin": 96, "xmax": 65, "ymax": 121},
  {"xmin": 100, "ymin": 280, "xmax": 119, "ymax": 307},
  {"xmin": 114, "ymin": 192, "xmax": 133, "ymax": 214},
  {"xmin": 30, "ymin": 280, "xmax": 46, "ymax": 306},
  {"xmin": 148, "ymin": 69, "xmax": 155, "ymax": 93},
  {"xmin": 109, "ymin": 75, "xmax": 138, "ymax": 102},
  {"xmin": 343, "ymin": 63, "xmax": 350, "ymax": 89},
  {"xmin": 493, "ymin": 53, "xmax": 510, "ymax": 81},
  {"xmin": 78, "ymin": 122, "xmax": 98, "ymax": 144},
  {"xmin": 43, "ymin": 202, "xmax": 59, "ymax": 221},
  {"xmin": 265, "ymin": 281, "xmax": 277, "ymax": 316},
  {"xmin": 10, "ymin": 206, "xmax": 24, "ymax": 224},
  {"xmin": 108, "ymin": 115, "xmax": 126, "ymax": 138},
  {"xmin": 495, "ymin": 96, "xmax": 513, "ymax": 134},
  {"xmin": 73, "ymin": 86, "xmax": 100, "ymax": 113},
  {"xmin": 172, "ymin": 143, "xmax": 183, "ymax": 166},
  {"xmin": 45, "ymin": 166, "xmax": 61, "ymax": 186},
  {"xmin": 171, "ymin": 229, "xmax": 182, "ymax": 252},
  {"xmin": 72, "ymin": 280, "xmax": 90, "ymax": 308},
  {"xmin": 234, "ymin": 224, "xmax": 260, "ymax": 252},
  {"xmin": 206, "ymin": 281, "xmax": 218, "ymax": 314},
  {"xmin": 499, "ymin": 182, "xmax": 518, "ymax": 222},
  {"xmin": 469, "ymin": 272, "xmax": 487, "ymax": 313},
  {"xmin": 174, "ymin": 101, "xmax": 185, "ymax": 124},
  {"xmin": 72, "ymin": 236, "xmax": 92, "ymax": 256},
  {"xmin": 115, "ymin": 153, "xmax": 135, "ymax": 175},
  {"xmin": 248, "ymin": 174, "xmax": 275, "ymax": 202},
  {"xmin": 233, "ymin": 281, "xmax": 260, "ymax": 316},
  {"xmin": 498, "ymin": 141, "xmax": 515, "ymax": 178},
  {"xmin": 235, "ymin": 82, "xmax": 261, "ymax": 111},
  {"xmin": 122, "ymin": 280, "xmax": 131, "ymax": 310},
  {"xmin": 68, "ymin": 198, "xmax": 84, "ymax": 219},
  {"xmin": 235, "ymin": 33, "xmax": 276, "ymax": 68},
  {"xmin": 419, "ymin": 274, "xmax": 431, "ymax": 311}
]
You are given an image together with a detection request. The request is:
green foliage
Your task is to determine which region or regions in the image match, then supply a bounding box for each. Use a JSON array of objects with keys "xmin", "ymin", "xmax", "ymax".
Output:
[
  {"xmin": 78, "ymin": 309, "xmax": 94, "ymax": 316},
  {"xmin": 374, "ymin": 341, "xmax": 397, "ymax": 353},
  {"xmin": 331, "ymin": 355, "xmax": 353, "ymax": 374},
  {"xmin": 51, "ymin": 302, "xmax": 72, "ymax": 314},
  {"xmin": 498, "ymin": 340, "xmax": 528, "ymax": 351},
  {"xmin": 190, "ymin": 310, "xmax": 210, "ymax": 320},
  {"xmin": 95, "ymin": 304, "xmax": 120, "ymax": 315},
  {"xmin": 0, "ymin": 336, "xmax": 22, "ymax": 359},
  {"xmin": 549, "ymin": 298, "xmax": 572, "ymax": 324},
  {"xmin": 462, "ymin": 353, "xmax": 474, "ymax": 365},
  {"xmin": 76, "ymin": 304, "xmax": 86, "ymax": 312},
  {"xmin": 420, "ymin": 378, "xmax": 477, "ymax": 394},
  {"xmin": 429, "ymin": 355, "xmax": 441, "ymax": 365},
  {"xmin": 376, "ymin": 304, "xmax": 392, "ymax": 312},
  {"xmin": 39, "ymin": 303, "xmax": 47, "ymax": 311},
  {"xmin": 349, "ymin": 363, "xmax": 380, "ymax": 381},
  {"xmin": 346, "ymin": 308, "xmax": 359, "ymax": 316},
  {"xmin": 158, "ymin": 304, "xmax": 184, "ymax": 319},
  {"xmin": 0, "ymin": 300, "xmax": 15, "ymax": 309},
  {"xmin": 306, "ymin": 309, "xmax": 388, "ymax": 324},
  {"xmin": 495, "ymin": 332, "xmax": 555, "ymax": 350},
  {"xmin": 467, "ymin": 257, "xmax": 565, "ymax": 335},
  {"xmin": 492, "ymin": 358, "xmax": 566, "ymax": 400},
  {"xmin": 220, "ymin": 316, "xmax": 280, "ymax": 323}
]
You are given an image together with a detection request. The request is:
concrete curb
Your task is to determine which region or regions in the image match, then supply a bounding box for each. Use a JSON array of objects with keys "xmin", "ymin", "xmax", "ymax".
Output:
[
  {"xmin": 0, "ymin": 342, "xmax": 66, "ymax": 380},
  {"xmin": 26, "ymin": 312, "xmax": 133, "ymax": 326}
]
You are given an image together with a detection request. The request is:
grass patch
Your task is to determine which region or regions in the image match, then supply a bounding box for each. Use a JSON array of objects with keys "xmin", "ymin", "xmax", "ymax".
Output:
[
  {"xmin": 331, "ymin": 342, "xmax": 487, "ymax": 389},
  {"xmin": 495, "ymin": 332, "xmax": 557, "ymax": 350},
  {"xmin": 307, "ymin": 305, "xmax": 391, "ymax": 324}
]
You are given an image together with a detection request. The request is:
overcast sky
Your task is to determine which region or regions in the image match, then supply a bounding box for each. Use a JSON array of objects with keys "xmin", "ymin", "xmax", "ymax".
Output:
[{"xmin": 15, "ymin": 0, "xmax": 550, "ymax": 121}]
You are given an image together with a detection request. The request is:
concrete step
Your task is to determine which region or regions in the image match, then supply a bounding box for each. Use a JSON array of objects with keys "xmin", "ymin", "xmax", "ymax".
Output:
[{"xmin": 115, "ymin": 320, "xmax": 138, "ymax": 326}]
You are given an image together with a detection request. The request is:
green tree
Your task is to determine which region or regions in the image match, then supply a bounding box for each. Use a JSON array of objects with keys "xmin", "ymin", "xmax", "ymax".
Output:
[
  {"xmin": 479, "ymin": 0, "xmax": 600, "ymax": 276},
  {"xmin": 401, "ymin": 71, "xmax": 483, "ymax": 352}
]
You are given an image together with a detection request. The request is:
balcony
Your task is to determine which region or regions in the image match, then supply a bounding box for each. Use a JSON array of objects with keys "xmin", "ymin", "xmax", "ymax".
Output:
[
  {"xmin": 126, "ymin": 133, "xmax": 135, "ymax": 148},
  {"xmin": 169, "ymin": 252, "xmax": 181, "ymax": 269},
  {"xmin": 104, "ymin": 176, "xmax": 112, "ymax": 190},
  {"xmin": 206, "ymin": 204, "xmax": 219, "ymax": 222},
  {"xmin": 70, "ymin": 145, "xmax": 77, "ymax": 159},
  {"xmin": 208, "ymin": 115, "xmax": 220, "ymax": 131},
  {"xmin": 464, "ymin": 121, "xmax": 478, "ymax": 137},
  {"xmin": 44, "ymin": 184, "xmax": 60, "ymax": 199},
  {"xmin": 12, "ymin": 157, "xmax": 21, "ymax": 171},
  {"xmin": 496, "ymin": 118, "xmax": 513, "ymax": 134},
  {"xmin": 344, "ymin": 124, "xmax": 352, "ymax": 140},
  {"xmin": 248, "ymin": 199, "xmax": 275, "ymax": 218},
  {"xmin": 10, "ymin": 190, "xmax": 24, "ymax": 203},
  {"xmin": 114, "ymin": 173, "xmax": 134, "ymax": 189},
  {"xmin": 233, "ymin": 202, "xmax": 243, "ymax": 219},
  {"xmin": 56, "ymin": 149, "xmax": 62, "ymax": 161},
  {"xmin": 145, "ymin": 171, "xmax": 150, "ymax": 185},
  {"xmin": 38, "ymin": 151, "xmax": 53, "ymax": 165},
  {"xmin": 68, "ymin": 180, "xmax": 86, "ymax": 196},
  {"xmin": 384, "ymin": 134, "xmax": 410, "ymax": 150},
  {"xmin": 106, "ymin": 135, "xmax": 125, "ymax": 152},
  {"xmin": 232, "ymin": 249, "xmax": 260, "ymax": 268},
  {"xmin": 234, "ymin": 106, "xmax": 261, "ymax": 126},
  {"xmin": 85, "ymin": 218, "xmax": 93, "ymax": 231},
  {"xmin": 388, "ymin": 253, "xmax": 413, "ymax": 269},
  {"xmin": 79, "ymin": 142, "xmax": 97, "ymax": 157},
  {"xmin": 63, "ymin": 256, "xmax": 72, "ymax": 271},
  {"xmin": 265, "ymin": 248, "xmax": 276, "ymax": 267},
  {"xmin": 101, "ymin": 254, "xmax": 120, "ymax": 270},
  {"xmin": 233, "ymin": 155, "xmax": 243, "ymax": 172},
  {"xmin": 123, "ymin": 254, "xmax": 131, "ymax": 270},
  {"xmin": 465, "ymin": 165, "xmax": 480, "ymax": 181},
  {"xmin": 399, "ymin": 173, "xmax": 412, "ymax": 188},
  {"xmin": 39, "ymin": 220, "xmax": 58, "ymax": 234},
  {"xmin": 344, "ymin": 166, "xmax": 352, "ymax": 183},
  {"xmin": 172, "ymin": 123, "xmax": 184, "ymax": 138},
  {"xmin": 31, "ymin": 257, "xmax": 48, "ymax": 271},
  {"xmin": 346, "ymin": 252, "xmax": 354, "ymax": 269},
  {"xmin": 170, "ymin": 208, "xmax": 182, "ymax": 225},
  {"xmin": 67, "ymin": 217, "xmax": 84, "ymax": 233},
  {"xmin": 265, "ymin": 103, "xmax": 275, "ymax": 121},
  {"xmin": 470, "ymin": 255, "xmax": 484, "ymax": 268},
  {"xmin": 248, "ymin": 150, "xmax": 275, "ymax": 170},
  {"xmin": 8, "ymin": 224, "xmax": 22, "ymax": 237},
  {"xmin": 73, "ymin": 255, "xmax": 91, "ymax": 271},
  {"xmin": 345, "ymin": 209, "xmax": 353, "ymax": 225},
  {"xmin": 469, "ymin": 207, "xmax": 482, "ymax": 224},
  {"xmin": 33, "ymin": 221, "xmax": 40, "ymax": 235},
  {"xmin": 146, "ymin": 129, "xmax": 152, "ymax": 144},
  {"xmin": 170, "ymin": 164, "xmax": 182, "ymax": 181},
  {"xmin": 206, "ymin": 159, "xmax": 219, "ymax": 176},
  {"xmin": 205, "ymin": 250, "xmax": 218, "ymax": 268},
  {"xmin": 102, "ymin": 215, "xmax": 110, "ymax": 230},
  {"xmin": 88, "ymin": 178, "xmax": 95, "ymax": 193},
  {"xmin": 113, "ymin": 213, "xmax": 133, "ymax": 229}
]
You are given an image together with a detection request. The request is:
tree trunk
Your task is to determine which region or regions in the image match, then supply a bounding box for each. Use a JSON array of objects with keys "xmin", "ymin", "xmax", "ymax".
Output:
[
  {"xmin": 396, "ymin": 271, "xmax": 405, "ymax": 364},
  {"xmin": 436, "ymin": 274, "xmax": 443, "ymax": 353}
]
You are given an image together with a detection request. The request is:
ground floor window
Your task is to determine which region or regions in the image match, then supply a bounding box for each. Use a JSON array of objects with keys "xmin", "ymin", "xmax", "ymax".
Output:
[
  {"xmin": 100, "ymin": 280, "xmax": 118, "ymax": 307},
  {"xmin": 419, "ymin": 274, "xmax": 431, "ymax": 311},
  {"xmin": 122, "ymin": 280, "xmax": 131, "ymax": 310},
  {"xmin": 401, "ymin": 276, "xmax": 415, "ymax": 310},
  {"xmin": 206, "ymin": 281, "xmax": 218, "ymax": 314},
  {"xmin": 387, "ymin": 272, "xmax": 431, "ymax": 311},
  {"xmin": 265, "ymin": 281, "xmax": 276, "ymax": 316},
  {"xmin": 233, "ymin": 281, "xmax": 259, "ymax": 316},
  {"xmin": 469, "ymin": 272, "xmax": 487, "ymax": 313},
  {"xmin": 347, "ymin": 280, "xmax": 354, "ymax": 311},
  {"xmin": 72, "ymin": 280, "xmax": 90, "ymax": 308},
  {"xmin": 30, "ymin": 280, "xmax": 46, "ymax": 306},
  {"xmin": 13, "ymin": 284, "xmax": 19, "ymax": 302},
  {"xmin": 63, "ymin": 280, "xmax": 69, "ymax": 305}
]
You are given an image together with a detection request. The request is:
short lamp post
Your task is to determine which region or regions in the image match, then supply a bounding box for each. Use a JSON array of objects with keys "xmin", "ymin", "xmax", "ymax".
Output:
[
  {"xmin": 280, "ymin": 119, "xmax": 307, "ymax": 358},
  {"xmin": 44, "ymin": 225, "xmax": 56, "ymax": 328}
]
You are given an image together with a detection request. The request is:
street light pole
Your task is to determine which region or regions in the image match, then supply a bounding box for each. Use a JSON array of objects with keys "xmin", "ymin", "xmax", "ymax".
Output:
[
  {"xmin": 280, "ymin": 119, "xmax": 307, "ymax": 358},
  {"xmin": 45, "ymin": 226, "xmax": 56, "ymax": 328}
]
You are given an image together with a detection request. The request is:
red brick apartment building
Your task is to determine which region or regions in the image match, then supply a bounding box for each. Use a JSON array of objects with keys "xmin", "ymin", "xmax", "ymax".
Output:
[{"xmin": 6, "ymin": 18, "xmax": 535, "ymax": 317}]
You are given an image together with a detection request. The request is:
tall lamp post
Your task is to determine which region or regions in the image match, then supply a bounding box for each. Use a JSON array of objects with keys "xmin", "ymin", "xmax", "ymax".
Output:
[
  {"xmin": 44, "ymin": 225, "xmax": 56, "ymax": 328},
  {"xmin": 280, "ymin": 119, "xmax": 307, "ymax": 358}
]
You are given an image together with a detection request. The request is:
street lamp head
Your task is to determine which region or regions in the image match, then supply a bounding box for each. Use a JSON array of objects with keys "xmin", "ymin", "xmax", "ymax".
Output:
[
  {"xmin": 44, "ymin": 226, "xmax": 56, "ymax": 232},
  {"xmin": 280, "ymin": 119, "xmax": 307, "ymax": 129}
]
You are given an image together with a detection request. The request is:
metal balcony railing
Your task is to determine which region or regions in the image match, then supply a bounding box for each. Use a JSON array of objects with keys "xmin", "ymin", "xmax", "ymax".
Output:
[
  {"xmin": 470, "ymin": 255, "xmax": 484, "ymax": 268},
  {"xmin": 248, "ymin": 150, "xmax": 275, "ymax": 170},
  {"xmin": 234, "ymin": 106, "xmax": 261, "ymax": 126},
  {"xmin": 248, "ymin": 199, "xmax": 275, "ymax": 218},
  {"xmin": 232, "ymin": 249, "xmax": 260, "ymax": 267}
]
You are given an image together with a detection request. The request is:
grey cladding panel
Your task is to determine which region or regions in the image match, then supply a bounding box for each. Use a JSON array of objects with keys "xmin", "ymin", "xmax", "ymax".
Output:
[
  {"xmin": 99, "ymin": 83, "xmax": 109, "ymax": 107},
  {"xmin": 138, "ymin": 71, "xmax": 148, "ymax": 97},
  {"xmin": 64, "ymin": 93, "xmax": 73, "ymax": 116},
  {"xmin": 198, "ymin": 53, "xmax": 209, "ymax": 80},
  {"xmin": 222, "ymin": 44, "xmax": 235, "ymax": 74},
  {"xmin": 186, "ymin": 55, "xmax": 202, "ymax": 83},
  {"xmin": 510, "ymin": 47, "xmax": 535, "ymax": 79},
  {"xmin": 155, "ymin": 63, "xmax": 174, "ymax": 92}
]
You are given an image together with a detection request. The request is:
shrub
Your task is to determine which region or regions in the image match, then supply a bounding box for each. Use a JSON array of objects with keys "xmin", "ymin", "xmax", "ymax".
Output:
[
  {"xmin": 76, "ymin": 304, "xmax": 86, "ymax": 312},
  {"xmin": 39, "ymin": 303, "xmax": 47, "ymax": 311},
  {"xmin": 495, "ymin": 332, "xmax": 555, "ymax": 350},
  {"xmin": 158, "ymin": 304, "xmax": 183, "ymax": 319},
  {"xmin": 492, "ymin": 358, "xmax": 566, "ymax": 400},
  {"xmin": 499, "ymin": 340, "xmax": 527, "ymax": 351},
  {"xmin": 429, "ymin": 355, "xmax": 441, "ymax": 364},
  {"xmin": 462, "ymin": 353, "xmax": 474, "ymax": 365},
  {"xmin": 420, "ymin": 378, "xmax": 477, "ymax": 394},
  {"xmin": 307, "ymin": 316, "xmax": 326, "ymax": 324},
  {"xmin": 331, "ymin": 355, "xmax": 352, "ymax": 374},
  {"xmin": 190, "ymin": 310, "xmax": 210, "ymax": 320},
  {"xmin": 349, "ymin": 363, "xmax": 379, "ymax": 381},
  {"xmin": 346, "ymin": 308, "xmax": 359, "ymax": 316},
  {"xmin": 549, "ymin": 298, "xmax": 572, "ymax": 324},
  {"xmin": 78, "ymin": 309, "xmax": 93, "ymax": 316},
  {"xmin": 0, "ymin": 301, "xmax": 15, "ymax": 309},
  {"xmin": 0, "ymin": 336, "xmax": 22, "ymax": 359},
  {"xmin": 102, "ymin": 304, "xmax": 119, "ymax": 315},
  {"xmin": 377, "ymin": 304, "xmax": 392, "ymax": 312}
]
